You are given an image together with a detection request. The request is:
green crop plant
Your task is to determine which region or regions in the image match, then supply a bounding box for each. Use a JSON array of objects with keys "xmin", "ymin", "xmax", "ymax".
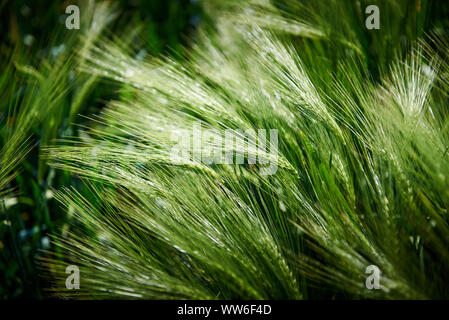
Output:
[{"xmin": 2, "ymin": 0, "xmax": 449, "ymax": 299}]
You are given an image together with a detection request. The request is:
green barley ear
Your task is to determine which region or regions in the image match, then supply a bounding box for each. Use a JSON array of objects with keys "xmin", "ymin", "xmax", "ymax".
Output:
[{"xmin": 41, "ymin": 0, "xmax": 449, "ymax": 299}]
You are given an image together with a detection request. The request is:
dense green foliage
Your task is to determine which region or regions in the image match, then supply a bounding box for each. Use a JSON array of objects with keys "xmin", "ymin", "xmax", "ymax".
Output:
[
  {"xmin": 0, "ymin": 0, "xmax": 201, "ymax": 298},
  {"xmin": 1, "ymin": 0, "xmax": 449, "ymax": 299}
]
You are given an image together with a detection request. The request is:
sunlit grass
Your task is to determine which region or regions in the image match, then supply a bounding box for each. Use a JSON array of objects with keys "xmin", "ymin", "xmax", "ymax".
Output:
[{"xmin": 2, "ymin": 0, "xmax": 449, "ymax": 299}]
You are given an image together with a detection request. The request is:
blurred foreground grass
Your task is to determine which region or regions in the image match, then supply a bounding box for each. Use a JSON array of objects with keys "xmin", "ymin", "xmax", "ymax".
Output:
[{"xmin": 0, "ymin": 0, "xmax": 202, "ymax": 299}]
